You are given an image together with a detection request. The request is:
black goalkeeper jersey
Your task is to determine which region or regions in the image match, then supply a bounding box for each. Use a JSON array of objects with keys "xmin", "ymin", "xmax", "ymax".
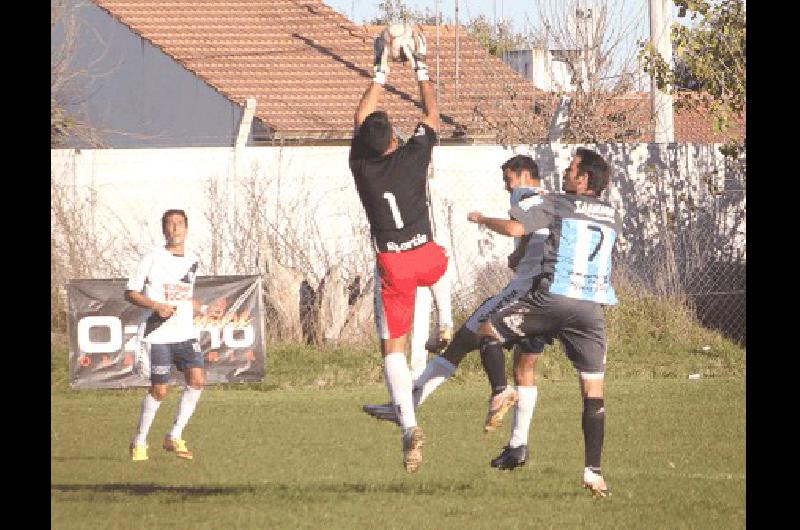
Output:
[{"xmin": 349, "ymin": 122, "xmax": 436, "ymax": 253}]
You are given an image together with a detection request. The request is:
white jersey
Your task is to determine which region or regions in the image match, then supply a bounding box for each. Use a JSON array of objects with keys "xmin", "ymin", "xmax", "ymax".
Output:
[
  {"xmin": 510, "ymin": 186, "xmax": 549, "ymax": 282},
  {"xmin": 126, "ymin": 246, "xmax": 200, "ymax": 344}
]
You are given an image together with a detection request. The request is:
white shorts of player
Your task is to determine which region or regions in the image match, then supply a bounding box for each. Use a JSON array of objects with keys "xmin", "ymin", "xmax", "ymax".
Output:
[{"xmin": 465, "ymin": 276, "xmax": 535, "ymax": 334}]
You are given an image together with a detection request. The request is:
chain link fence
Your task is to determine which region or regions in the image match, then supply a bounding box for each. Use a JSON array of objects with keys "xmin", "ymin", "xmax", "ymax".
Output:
[
  {"xmin": 611, "ymin": 147, "xmax": 746, "ymax": 345},
  {"xmin": 51, "ymin": 143, "xmax": 745, "ymax": 346}
]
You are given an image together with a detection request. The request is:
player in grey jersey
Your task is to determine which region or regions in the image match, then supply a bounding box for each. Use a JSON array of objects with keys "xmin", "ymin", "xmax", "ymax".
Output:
[
  {"xmin": 364, "ymin": 155, "xmax": 552, "ymax": 467},
  {"xmin": 468, "ymin": 148, "xmax": 621, "ymax": 497}
]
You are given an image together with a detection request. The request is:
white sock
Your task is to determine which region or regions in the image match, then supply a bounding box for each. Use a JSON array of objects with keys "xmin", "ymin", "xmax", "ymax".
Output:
[
  {"xmin": 383, "ymin": 352, "xmax": 416, "ymax": 430},
  {"xmin": 430, "ymin": 273, "xmax": 453, "ymax": 329},
  {"xmin": 414, "ymin": 356, "xmax": 457, "ymax": 408},
  {"xmin": 168, "ymin": 386, "xmax": 203, "ymax": 440},
  {"xmin": 410, "ymin": 287, "xmax": 433, "ymax": 382},
  {"xmin": 509, "ymin": 385, "xmax": 538, "ymax": 448},
  {"xmin": 134, "ymin": 393, "xmax": 162, "ymax": 445}
]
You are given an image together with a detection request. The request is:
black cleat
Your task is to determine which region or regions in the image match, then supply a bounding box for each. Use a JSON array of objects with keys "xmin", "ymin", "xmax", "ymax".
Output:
[
  {"xmin": 362, "ymin": 403, "xmax": 401, "ymax": 426},
  {"xmin": 490, "ymin": 444, "xmax": 529, "ymax": 470},
  {"xmin": 424, "ymin": 326, "xmax": 453, "ymax": 354}
]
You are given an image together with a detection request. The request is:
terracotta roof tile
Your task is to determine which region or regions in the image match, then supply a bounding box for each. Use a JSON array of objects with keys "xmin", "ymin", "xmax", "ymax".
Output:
[
  {"xmin": 591, "ymin": 92, "xmax": 745, "ymax": 143},
  {"xmin": 92, "ymin": 0, "xmax": 552, "ymax": 141},
  {"xmin": 92, "ymin": 0, "xmax": 742, "ymax": 144}
]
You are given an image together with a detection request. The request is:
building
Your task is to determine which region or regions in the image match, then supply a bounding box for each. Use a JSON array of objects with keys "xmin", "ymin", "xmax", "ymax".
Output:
[{"xmin": 52, "ymin": 0, "xmax": 553, "ymax": 148}]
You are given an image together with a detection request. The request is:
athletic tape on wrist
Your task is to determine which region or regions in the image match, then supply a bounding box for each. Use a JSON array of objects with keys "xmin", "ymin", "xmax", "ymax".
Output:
[
  {"xmin": 416, "ymin": 67, "xmax": 429, "ymax": 82},
  {"xmin": 373, "ymin": 71, "xmax": 387, "ymax": 85}
]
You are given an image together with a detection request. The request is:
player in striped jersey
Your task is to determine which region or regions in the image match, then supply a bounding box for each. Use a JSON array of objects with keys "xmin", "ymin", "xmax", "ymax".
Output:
[{"xmin": 467, "ymin": 148, "xmax": 621, "ymax": 497}]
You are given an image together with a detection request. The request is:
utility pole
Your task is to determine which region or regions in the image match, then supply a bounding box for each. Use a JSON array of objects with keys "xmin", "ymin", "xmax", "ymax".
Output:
[
  {"xmin": 649, "ymin": 0, "xmax": 674, "ymax": 143},
  {"xmin": 435, "ymin": 0, "xmax": 440, "ymax": 100},
  {"xmin": 455, "ymin": 0, "xmax": 460, "ymax": 105}
]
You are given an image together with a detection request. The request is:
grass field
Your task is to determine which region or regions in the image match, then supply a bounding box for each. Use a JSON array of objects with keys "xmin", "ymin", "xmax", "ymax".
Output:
[{"xmin": 52, "ymin": 374, "xmax": 745, "ymax": 529}]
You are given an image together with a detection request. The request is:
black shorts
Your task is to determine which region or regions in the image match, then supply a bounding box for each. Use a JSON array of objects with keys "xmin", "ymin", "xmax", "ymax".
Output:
[
  {"xmin": 149, "ymin": 339, "xmax": 203, "ymax": 384},
  {"xmin": 489, "ymin": 288, "xmax": 607, "ymax": 374}
]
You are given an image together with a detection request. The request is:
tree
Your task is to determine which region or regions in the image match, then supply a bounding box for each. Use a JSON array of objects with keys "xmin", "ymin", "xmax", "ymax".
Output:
[
  {"xmin": 639, "ymin": 0, "xmax": 745, "ymax": 152},
  {"xmin": 51, "ymin": 0, "xmax": 116, "ymax": 147},
  {"xmin": 368, "ymin": 0, "xmax": 543, "ymax": 58},
  {"xmin": 467, "ymin": 14, "xmax": 545, "ymax": 58},
  {"xmin": 522, "ymin": 0, "xmax": 649, "ymax": 143},
  {"xmin": 368, "ymin": 0, "xmax": 439, "ymax": 25},
  {"xmin": 51, "ymin": 0, "xmax": 81, "ymax": 146}
]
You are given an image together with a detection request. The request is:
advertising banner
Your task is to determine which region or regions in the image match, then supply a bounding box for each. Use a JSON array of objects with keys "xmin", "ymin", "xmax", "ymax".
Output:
[{"xmin": 67, "ymin": 276, "xmax": 266, "ymax": 389}]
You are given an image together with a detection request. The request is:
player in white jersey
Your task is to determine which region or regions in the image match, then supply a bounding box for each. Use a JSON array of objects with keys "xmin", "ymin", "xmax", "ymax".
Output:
[
  {"xmin": 126, "ymin": 209, "xmax": 222, "ymax": 462},
  {"xmin": 364, "ymin": 155, "xmax": 551, "ymax": 466}
]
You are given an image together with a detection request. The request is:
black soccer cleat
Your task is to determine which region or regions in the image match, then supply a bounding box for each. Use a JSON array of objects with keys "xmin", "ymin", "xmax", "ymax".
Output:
[
  {"xmin": 490, "ymin": 444, "xmax": 529, "ymax": 470},
  {"xmin": 424, "ymin": 326, "xmax": 453, "ymax": 354},
  {"xmin": 362, "ymin": 403, "xmax": 401, "ymax": 426}
]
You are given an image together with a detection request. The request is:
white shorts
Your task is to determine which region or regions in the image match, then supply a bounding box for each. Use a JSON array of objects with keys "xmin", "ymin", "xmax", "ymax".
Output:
[{"xmin": 465, "ymin": 277, "xmax": 534, "ymax": 333}]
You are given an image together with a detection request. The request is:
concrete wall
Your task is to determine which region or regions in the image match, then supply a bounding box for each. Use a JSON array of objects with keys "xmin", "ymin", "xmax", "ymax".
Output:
[
  {"xmin": 51, "ymin": 143, "xmax": 746, "ymax": 300},
  {"xmin": 504, "ymin": 49, "xmax": 576, "ymax": 92}
]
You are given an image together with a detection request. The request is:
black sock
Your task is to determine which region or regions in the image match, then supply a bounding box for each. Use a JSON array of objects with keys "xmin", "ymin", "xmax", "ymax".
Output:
[
  {"xmin": 479, "ymin": 337, "xmax": 507, "ymax": 395},
  {"xmin": 582, "ymin": 398, "xmax": 605, "ymax": 471},
  {"xmin": 441, "ymin": 326, "xmax": 479, "ymax": 366}
]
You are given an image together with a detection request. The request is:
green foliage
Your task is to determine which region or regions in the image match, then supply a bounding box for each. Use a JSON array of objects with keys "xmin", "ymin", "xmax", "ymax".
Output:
[
  {"xmin": 367, "ymin": 0, "xmax": 541, "ymax": 59},
  {"xmin": 368, "ymin": 0, "xmax": 439, "ymax": 25},
  {"xmin": 50, "ymin": 284, "xmax": 745, "ymax": 394},
  {"xmin": 51, "ymin": 97, "xmax": 74, "ymax": 147},
  {"xmin": 606, "ymin": 281, "xmax": 745, "ymax": 378},
  {"xmin": 639, "ymin": 0, "xmax": 745, "ymax": 153},
  {"xmin": 466, "ymin": 15, "xmax": 542, "ymax": 58},
  {"xmin": 52, "ymin": 379, "xmax": 745, "ymax": 528},
  {"xmin": 51, "ymin": 339, "xmax": 70, "ymax": 389}
]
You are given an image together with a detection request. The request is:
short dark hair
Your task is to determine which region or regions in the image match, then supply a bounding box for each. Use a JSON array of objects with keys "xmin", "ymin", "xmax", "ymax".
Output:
[
  {"xmin": 360, "ymin": 111, "xmax": 393, "ymax": 155},
  {"xmin": 501, "ymin": 154, "xmax": 539, "ymax": 180},
  {"xmin": 576, "ymin": 148, "xmax": 610, "ymax": 195},
  {"xmin": 161, "ymin": 209, "xmax": 188, "ymax": 231}
]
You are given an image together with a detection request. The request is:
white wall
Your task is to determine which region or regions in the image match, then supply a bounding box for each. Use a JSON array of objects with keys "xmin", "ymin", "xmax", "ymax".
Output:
[{"xmin": 51, "ymin": 143, "xmax": 745, "ymax": 294}]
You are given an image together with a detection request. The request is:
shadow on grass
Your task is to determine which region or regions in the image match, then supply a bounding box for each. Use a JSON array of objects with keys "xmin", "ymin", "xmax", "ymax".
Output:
[
  {"xmin": 52, "ymin": 480, "xmax": 573, "ymax": 499},
  {"xmin": 51, "ymin": 481, "xmax": 471, "ymax": 497},
  {"xmin": 52, "ymin": 456, "xmax": 125, "ymax": 463},
  {"xmin": 52, "ymin": 483, "xmax": 259, "ymax": 497}
]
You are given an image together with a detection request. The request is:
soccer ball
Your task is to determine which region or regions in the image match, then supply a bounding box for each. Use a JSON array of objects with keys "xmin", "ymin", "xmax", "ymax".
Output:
[{"xmin": 386, "ymin": 23, "xmax": 415, "ymax": 62}]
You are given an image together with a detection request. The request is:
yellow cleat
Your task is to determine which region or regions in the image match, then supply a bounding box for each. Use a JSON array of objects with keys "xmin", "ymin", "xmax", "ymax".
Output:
[
  {"xmin": 484, "ymin": 386, "xmax": 519, "ymax": 433},
  {"xmin": 402, "ymin": 426, "xmax": 425, "ymax": 473},
  {"xmin": 163, "ymin": 436, "xmax": 193, "ymax": 460},
  {"xmin": 130, "ymin": 442, "xmax": 148, "ymax": 462}
]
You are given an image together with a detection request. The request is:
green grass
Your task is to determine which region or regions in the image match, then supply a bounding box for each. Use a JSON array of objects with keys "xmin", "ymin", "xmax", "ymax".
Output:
[
  {"xmin": 52, "ymin": 378, "xmax": 745, "ymax": 529},
  {"xmin": 51, "ymin": 287, "xmax": 745, "ymax": 528}
]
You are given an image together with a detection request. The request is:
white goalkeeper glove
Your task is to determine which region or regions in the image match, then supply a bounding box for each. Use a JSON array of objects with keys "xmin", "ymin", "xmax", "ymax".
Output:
[
  {"xmin": 373, "ymin": 31, "xmax": 390, "ymax": 85},
  {"xmin": 402, "ymin": 29, "xmax": 429, "ymax": 82}
]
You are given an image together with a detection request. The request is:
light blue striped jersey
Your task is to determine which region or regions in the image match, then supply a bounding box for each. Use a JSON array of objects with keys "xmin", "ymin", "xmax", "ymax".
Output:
[{"xmin": 509, "ymin": 193, "xmax": 621, "ymax": 305}]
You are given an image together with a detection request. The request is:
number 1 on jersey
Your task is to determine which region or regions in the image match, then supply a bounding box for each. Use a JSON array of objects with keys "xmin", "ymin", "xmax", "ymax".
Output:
[{"xmin": 383, "ymin": 192, "xmax": 405, "ymax": 229}]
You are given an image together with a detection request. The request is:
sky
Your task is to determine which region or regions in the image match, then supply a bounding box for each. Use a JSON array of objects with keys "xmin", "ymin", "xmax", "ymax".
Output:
[
  {"xmin": 322, "ymin": 0, "xmax": 651, "ymax": 41},
  {"xmin": 323, "ymin": 0, "xmax": 655, "ymax": 81}
]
